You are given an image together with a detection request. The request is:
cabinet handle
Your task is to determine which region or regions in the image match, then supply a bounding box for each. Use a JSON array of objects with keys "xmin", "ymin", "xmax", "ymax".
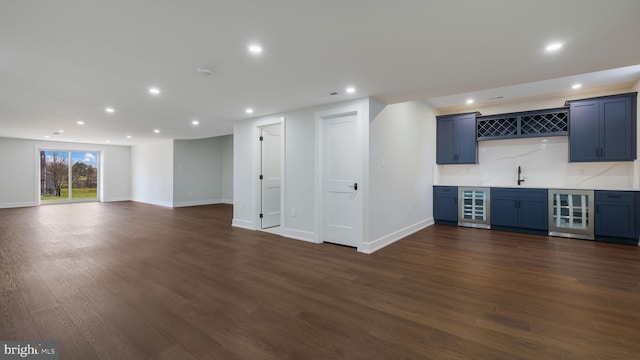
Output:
[
  {"xmin": 607, "ymin": 195, "xmax": 621, "ymax": 198},
  {"xmin": 596, "ymin": 205, "xmax": 599, "ymax": 214}
]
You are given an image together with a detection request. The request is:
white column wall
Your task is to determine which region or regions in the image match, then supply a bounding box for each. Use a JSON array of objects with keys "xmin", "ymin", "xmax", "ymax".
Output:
[
  {"xmin": 366, "ymin": 100, "xmax": 437, "ymax": 252},
  {"xmin": 221, "ymin": 135, "xmax": 234, "ymax": 203}
]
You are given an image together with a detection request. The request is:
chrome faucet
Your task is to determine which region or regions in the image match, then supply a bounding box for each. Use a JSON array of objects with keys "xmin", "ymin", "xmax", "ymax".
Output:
[{"xmin": 517, "ymin": 166, "xmax": 525, "ymax": 186}]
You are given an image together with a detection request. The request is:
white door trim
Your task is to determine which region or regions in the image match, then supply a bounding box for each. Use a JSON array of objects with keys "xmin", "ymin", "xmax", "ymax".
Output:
[
  {"xmin": 253, "ymin": 117, "xmax": 285, "ymax": 231},
  {"xmin": 314, "ymin": 104, "xmax": 364, "ymax": 247}
]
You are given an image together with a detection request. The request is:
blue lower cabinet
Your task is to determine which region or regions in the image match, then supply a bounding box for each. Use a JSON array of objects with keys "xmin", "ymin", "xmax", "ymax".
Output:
[
  {"xmin": 637, "ymin": 192, "xmax": 640, "ymax": 243},
  {"xmin": 595, "ymin": 191, "xmax": 638, "ymax": 245},
  {"xmin": 490, "ymin": 188, "xmax": 548, "ymax": 235},
  {"xmin": 490, "ymin": 196, "xmax": 518, "ymax": 228},
  {"xmin": 434, "ymin": 186, "xmax": 458, "ymax": 225}
]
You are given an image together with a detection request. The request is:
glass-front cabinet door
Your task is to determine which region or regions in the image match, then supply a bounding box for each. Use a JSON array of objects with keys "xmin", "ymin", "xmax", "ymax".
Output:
[
  {"xmin": 458, "ymin": 187, "xmax": 491, "ymax": 229},
  {"xmin": 548, "ymin": 189, "xmax": 594, "ymax": 239}
]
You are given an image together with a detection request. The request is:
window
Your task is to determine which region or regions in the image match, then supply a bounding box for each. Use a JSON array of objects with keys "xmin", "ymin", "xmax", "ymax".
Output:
[{"xmin": 40, "ymin": 151, "xmax": 99, "ymax": 203}]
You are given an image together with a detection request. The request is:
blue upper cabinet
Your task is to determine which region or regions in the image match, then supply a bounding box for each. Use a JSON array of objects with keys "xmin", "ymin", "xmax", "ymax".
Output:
[
  {"xmin": 436, "ymin": 112, "xmax": 479, "ymax": 164},
  {"xmin": 568, "ymin": 93, "xmax": 637, "ymax": 162}
]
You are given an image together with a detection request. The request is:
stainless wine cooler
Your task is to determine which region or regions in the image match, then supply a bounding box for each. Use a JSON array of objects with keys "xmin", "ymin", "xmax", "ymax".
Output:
[
  {"xmin": 548, "ymin": 189, "xmax": 594, "ymax": 240},
  {"xmin": 458, "ymin": 187, "xmax": 491, "ymax": 229}
]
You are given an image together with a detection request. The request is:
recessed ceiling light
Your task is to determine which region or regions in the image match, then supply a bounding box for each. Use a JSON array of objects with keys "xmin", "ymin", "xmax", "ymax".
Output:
[
  {"xmin": 248, "ymin": 44, "xmax": 263, "ymax": 55},
  {"xmin": 154, "ymin": 129, "xmax": 160, "ymax": 134},
  {"xmin": 58, "ymin": 129, "xmax": 65, "ymax": 133},
  {"xmin": 44, "ymin": 135, "xmax": 50, "ymax": 139},
  {"xmin": 148, "ymin": 87, "xmax": 161, "ymax": 95},
  {"xmin": 572, "ymin": 83, "xmax": 582, "ymax": 89},
  {"xmin": 77, "ymin": 121, "xmax": 85, "ymax": 125},
  {"xmin": 466, "ymin": 99, "xmax": 474, "ymax": 105},
  {"xmin": 245, "ymin": 108, "xmax": 254, "ymax": 114},
  {"xmin": 106, "ymin": 140, "xmax": 111, "ymax": 144},
  {"xmin": 545, "ymin": 42, "xmax": 563, "ymax": 52},
  {"xmin": 105, "ymin": 107, "xmax": 115, "ymax": 113},
  {"xmin": 345, "ymin": 87, "xmax": 356, "ymax": 94},
  {"xmin": 192, "ymin": 119, "xmax": 200, "ymax": 125},
  {"xmin": 126, "ymin": 135, "xmax": 132, "ymax": 139}
]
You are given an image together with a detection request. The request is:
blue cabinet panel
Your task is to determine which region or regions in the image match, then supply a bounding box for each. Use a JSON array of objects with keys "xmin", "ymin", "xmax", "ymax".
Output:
[
  {"xmin": 436, "ymin": 112, "xmax": 478, "ymax": 165},
  {"xmin": 518, "ymin": 194, "xmax": 549, "ymax": 231},
  {"xmin": 490, "ymin": 192, "xmax": 518, "ymax": 228},
  {"xmin": 595, "ymin": 191, "xmax": 637, "ymax": 242},
  {"xmin": 569, "ymin": 93, "xmax": 637, "ymax": 162},
  {"xmin": 637, "ymin": 193, "xmax": 640, "ymax": 242},
  {"xmin": 434, "ymin": 186, "xmax": 458, "ymax": 225},
  {"xmin": 436, "ymin": 118, "xmax": 456, "ymax": 164},
  {"xmin": 569, "ymin": 100, "xmax": 600, "ymax": 162},
  {"xmin": 456, "ymin": 116, "xmax": 478, "ymax": 164},
  {"xmin": 491, "ymin": 188, "xmax": 548, "ymax": 233},
  {"xmin": 601, "ymin": 97, "xmax": 633, "ymax": 160}
]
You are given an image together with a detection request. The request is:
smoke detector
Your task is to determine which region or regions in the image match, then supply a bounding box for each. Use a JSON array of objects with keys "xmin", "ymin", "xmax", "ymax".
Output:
[{"xmin": 196, "ymin": 67, "xmax": 213, "ymax": 76}]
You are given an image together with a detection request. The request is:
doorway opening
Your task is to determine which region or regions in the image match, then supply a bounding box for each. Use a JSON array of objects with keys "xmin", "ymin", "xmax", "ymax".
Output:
[
  {"xmin": 40, "ymin": 150, "xmax": 99, "ymax": 203},
  {"xmin": 259, "ymin": 123, "xmax": 282, "ymax": 231}
]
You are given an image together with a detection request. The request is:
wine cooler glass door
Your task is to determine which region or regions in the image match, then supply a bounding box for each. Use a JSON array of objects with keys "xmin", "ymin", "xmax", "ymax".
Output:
[{"xmin": 548, "ymin": 189, "xmax": 594, "ymax": 239}]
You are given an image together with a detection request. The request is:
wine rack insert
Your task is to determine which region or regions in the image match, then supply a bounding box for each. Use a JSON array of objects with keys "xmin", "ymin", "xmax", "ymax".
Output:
[{"xmin": 476, "ymin": 107, "xmax": 568, "ymax": 140}]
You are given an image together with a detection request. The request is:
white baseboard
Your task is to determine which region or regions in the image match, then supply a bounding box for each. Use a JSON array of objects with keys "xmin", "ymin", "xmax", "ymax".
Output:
[
  {"xmin": 358, "ymin": 217, "xmax": 434, "ymax": 254},
  {"xmin": 102, "ymin": 196, "xmax": 131, "ymax": 202},
  {"xmin": 131, "ymin": 198, "xmax": 173, "ymax": 208},
  {"xmin": 0, "ymin": 201, "xmax": 37, "ymax": 209},
  {"xmin": 232, "ymin": 218, "xmax": 255, "ymax": 230},
  {"xmin": 173, "ymin": 199, "xmax": 226, "ymax": 208},
  {"xmin": 220, "ymin": 198, "xmax": 233, "ymax": 204},
  {"xmin": 281, "ymin": 228, "xmax": 319, "ymax": 243}
]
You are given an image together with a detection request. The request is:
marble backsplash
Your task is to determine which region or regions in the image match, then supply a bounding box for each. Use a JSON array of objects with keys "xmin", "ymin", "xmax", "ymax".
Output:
[{"xmin": 435, "ymin": 137, "xmax": 639, "ymax": 190}]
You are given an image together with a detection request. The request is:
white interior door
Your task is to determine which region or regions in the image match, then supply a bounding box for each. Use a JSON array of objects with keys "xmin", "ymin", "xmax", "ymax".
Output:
[
  {"xmin": 260, "ymin": 124, "xmax": 282, "ymax": 229},
  {"xmin": 322, "ymin": 113, "xmax": 361, "ymax": 247}
]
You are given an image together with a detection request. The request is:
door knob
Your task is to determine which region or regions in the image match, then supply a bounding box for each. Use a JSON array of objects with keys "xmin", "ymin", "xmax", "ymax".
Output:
[{"xmin": 348, "ymin": 183, "xmax": 358, "ymax": 191}]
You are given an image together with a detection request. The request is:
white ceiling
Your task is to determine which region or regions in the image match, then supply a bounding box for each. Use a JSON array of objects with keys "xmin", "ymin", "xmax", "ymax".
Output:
[{"xmin": 1, "ymin": 0, "xmax": 639, "ymax": 145}]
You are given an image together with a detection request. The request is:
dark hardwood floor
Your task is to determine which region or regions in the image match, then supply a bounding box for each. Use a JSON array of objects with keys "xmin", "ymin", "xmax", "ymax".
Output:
[{"xmin": 1, "ymin": 202, "xmax": 640, "ymax": 359}]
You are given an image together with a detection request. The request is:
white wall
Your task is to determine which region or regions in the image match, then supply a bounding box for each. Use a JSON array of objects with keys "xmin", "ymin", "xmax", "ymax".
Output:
[
  {"xmin": 436, "ymin": 88, "xmax": 639, "ymax": 190},
  {"xmin": 131, "ymin": 140, "xmax": 174, "ymax": 207},
  {"xmin": 102, "ymin": 145, "xmax": 132, "ymax": 202},
  {"xmin": 133, "ymin": 135, "xmax": 233, "ymax": 208},
  {"xmin": 174, "ymin": 137, "xmax": 224, "ymax": 207},
  {"xmin": 221, "ymin": 135, "xmax": 234, "ymax": 203},
  {"xmin": 0, "ymin": 137, "xmax": 131, "ymax": 208},
  {"xmin": 283, "ymin": 107, "xmax": 319, "ymax": 239},
  {"xmin": 367, "ymin": 100, "xmax": 436, "ymax": 252},
  {"xmin": 233, "ymin": 99, "xmax": 372, "ymax": 245},
  {"xmin": 233, "ymin": 119, "xmax": 257, "ymax": 229}
]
